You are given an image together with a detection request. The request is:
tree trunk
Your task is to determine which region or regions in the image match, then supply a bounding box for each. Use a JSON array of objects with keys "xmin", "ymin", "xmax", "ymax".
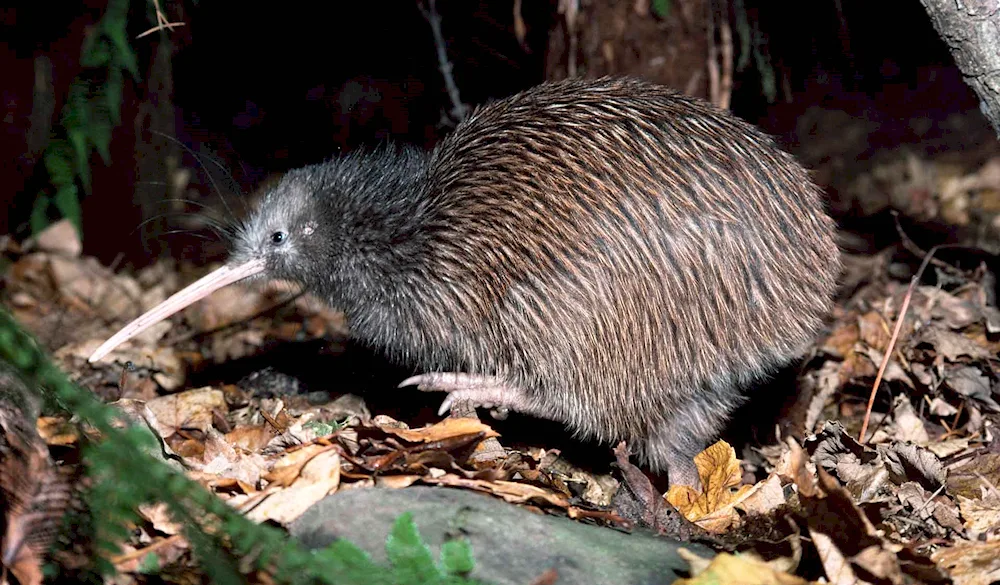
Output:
[{"xmin": 920, "ymin": 0, "xmax": 1000, "ymax": 136}]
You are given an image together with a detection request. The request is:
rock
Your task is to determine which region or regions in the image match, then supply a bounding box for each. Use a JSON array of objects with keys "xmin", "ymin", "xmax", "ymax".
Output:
[{"xmin": 290, "ymin": 486, "xmax": 711, "ymax": 585}]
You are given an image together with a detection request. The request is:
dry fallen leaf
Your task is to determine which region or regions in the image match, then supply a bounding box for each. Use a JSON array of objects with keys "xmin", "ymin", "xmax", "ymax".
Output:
[
  {"xmin": 224, "ymin": 425, "xmax": 275, "ymax": 452},
  {"xmin": 890, "ymin": 394, "xmax": 929, "ymax": 444},
  {"xmin": 735, "ymin": 473, "xmax": 786, "ymax": 516},
  {"xmin": 666, "ymin": 440, "xmax": 754, "ymax": 532},
  {"xmin": 34, "ymin": 219, "xmax": 81, "ymax": 258},
  {"xmin": 246, "ymin": 447, "xmax": 341, "ymax": 525},
  {"xmin": 932, "ymin": 540, "xmax": 1000, "ymax": 585},
  {"xmin": 379, "ymin": 417, "xmax": 500, "ymax": 443},
  {"xmin": 145, "ymin": 387, "xmax": 227, "ymax": 438},
  {"xmin": 947, "ymin": 453, "xmax": 1000, "ymax": 500},
  {"xmin": 36, "ymin": 416, "xmax": 79, "ymax": 446},
  {"xmin": 197, "ymin": 428, "xmax": 269, "ymax": 487},
  {"xmin": 421, "ymin": 474, "xmax": 571, "ymax": 508},
  {"xmin": 957, "ymin": 493, "xmax": 1000, "ymax": 540},
  {"xmin": 138, "ymin": 502, "xmax": 183, "ymax": 536},
  {"xmin": 809, "ymin": 530, "xmax": 860, "ymax": 585},
  {"xmin": 673, "ymin": 550, "xmax": 813, "ymax": 585}
]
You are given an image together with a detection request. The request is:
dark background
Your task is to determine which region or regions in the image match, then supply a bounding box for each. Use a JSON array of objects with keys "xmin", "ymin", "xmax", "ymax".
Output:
[{"xmin": 0, "ymin": 0, "xmax": 986, "ymax": 266}]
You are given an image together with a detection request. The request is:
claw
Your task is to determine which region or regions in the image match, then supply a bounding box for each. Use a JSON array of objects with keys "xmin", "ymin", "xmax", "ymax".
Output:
[
  {"xmin": 438, "ymin": 394, "xmax": 455, "ymax": 416},
  {"xmin": 398, "ymin": 371, "xmax": 533, "ymax": 418}
]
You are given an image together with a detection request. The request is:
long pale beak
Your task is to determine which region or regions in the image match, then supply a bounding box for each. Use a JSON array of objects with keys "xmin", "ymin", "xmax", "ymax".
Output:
[{"xmin": 88, "ymin": 258, "xmax": 267, "ymax": 363}]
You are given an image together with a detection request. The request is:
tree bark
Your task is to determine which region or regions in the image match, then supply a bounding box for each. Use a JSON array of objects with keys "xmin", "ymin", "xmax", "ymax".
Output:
[{"xmin": 920, "ymin": 0, "xmax": 1000, "ymax": 136}]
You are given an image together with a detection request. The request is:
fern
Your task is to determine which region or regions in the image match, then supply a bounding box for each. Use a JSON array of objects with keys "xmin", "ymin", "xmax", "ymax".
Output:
[
  {"xmin": 33, "ymin": 0, "xmax": 138, "ymax": 238},
  {"xmin": 0, "ymin": 307, "xmax": 488, "ymax": 584}
]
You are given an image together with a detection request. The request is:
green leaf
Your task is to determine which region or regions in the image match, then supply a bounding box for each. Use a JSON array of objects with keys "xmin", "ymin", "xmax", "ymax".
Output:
[
  {"xmin": 652, "ymin": 0, "xmax": 671, "ymax": 18},
  {"xmin": 90, "ymin": 117, "xmax": 113, "ymax": 164},
  {"xmin": 30, "ymin": 194, "xmax": 51, "ymax": 235},
  {"xmin": 67, "ymin": 128, "xmax": 91, "ymax": 192},
  {"xmin": 386, "ymin": 513, "xmax": 439, "ymax": 585},
  {"xmin": 439, "ymin": 539, "xmax": 475, "ymax": 576},
  {"xmin": 43, "ymin": 143, "xmax": 75, "ymax": 187},
  {"xmin": 105, "ymin": 69, "xmax": 124, "ymax": 123},
  {"xmin": 61, "ymin": 81, "xmax": 90, "ymax": 131},
  {"xmin": 319, "ymin": 539, "xmax": 381, "ymax": 574},
  {"xmin": 53, "ymin": 183, "xmax": 82, "ymax": 236},
  {"xmin": 80, "ymin": 37, "xmax": 112, "ymax": 68},
  {"xmin": 105, "ymin": 11, "xmax": 139, "ymax": 78}
]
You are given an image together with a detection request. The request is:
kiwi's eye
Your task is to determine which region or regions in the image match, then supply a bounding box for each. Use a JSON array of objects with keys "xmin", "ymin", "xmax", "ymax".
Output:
[{"xmin": 270, "ymin": 231, "xmax": 287, "ymax": 245}]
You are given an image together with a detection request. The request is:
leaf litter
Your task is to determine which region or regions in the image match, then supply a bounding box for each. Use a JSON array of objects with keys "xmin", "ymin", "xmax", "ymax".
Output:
[{"xmin": 2, "ymin": 167, "xmax": 1000, "ymax": 584}]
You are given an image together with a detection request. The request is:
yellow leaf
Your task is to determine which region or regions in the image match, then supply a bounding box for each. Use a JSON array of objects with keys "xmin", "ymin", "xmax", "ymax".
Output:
[
  {"xmin": 666, "ymin": 440, "xmax": 751, "ymax": 529},
  {"xmin": 674, "ymin": 552, "xmax": 813, "ymax": 585}
]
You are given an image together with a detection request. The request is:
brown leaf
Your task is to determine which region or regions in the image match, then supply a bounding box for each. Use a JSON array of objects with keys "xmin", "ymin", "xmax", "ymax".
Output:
[
  {"xmin": 137, "ymin": 502, "xmax": 183, "ymax": 536},
  {"xmin": 735, "ymin": 474, "xmax": 786, "ymax": 517},
  {"xmin": 948, "ymin": 454, "xmax": 1000, "ymax": 499},
  {"xmin": 915, "ymin": 326, "xmax": 993, "ymax": 362},
  {"xmin": 375, "ymin": 475, "xmax": 422, "ymax": 489},
  {"xmin": 610, "ymin": 443, "xmax": 697, "ymax": 537},
  {"xmin": 897, "ymin": 482, "xmax": 964, "ymax": 535},
  {"xmin": 821, "ymin": 320, "xmax": 861, "ymax": 358},
  {"xmin": 35, "ymin": 416, "xmax": 79, "ymax": 446},
  {"xmin": 857, "ymin": 311, "xmax": 892, "ymax": 351},
  {"xmin": 890, "ymin": 395, "xmax": 929, "ymax": 444},
  {"xmin": 34, "ymin": 219, "xmax": 81, "ymax": 258},
  {"xmin": 931, "ymin": 540, "xmax": 1000, "ymax": 585},
  {"xmin": 264, "ymin": 444, "xmax": 338, "ymax": 487},
  {"xmin": 957, "ymin": 493, "xmax": 1000, "ymax": 540},
  {"xmin": 197, "ymin": 428, "xmax": 269, "ymax": 487},
  {"xmin": 145, "ymin": 387, "xmax": 227, "ymax": 438},
  {"xmin": 851, "ymin": 545, "xmax": 906, "ymax": 584},
  {"xmin": 247, "ymin": 449, "xmax": 341, "ymax": 525},
  {"xmin": 856, "ymin": 345, "xmax": 913, "ymax": 388},
  {"xmin": 776, "ymin": 438, "xmax": 820, "ymax": 498},
  {"xmin": 379, "ymin": 417, "xmax": 499, "ymax": 443},
  {"xmin": 422, "ymin": 474, "xmax": 570, "ymax": 508},
  {"xmin": 810, "ymin": 529, "xmax": 864, "ymax": 585},
  {"xmin": 802, "ymin": 360, "xmax": 842, "ymax": 435},
  {"xmin": 224, "ymin": 425, "xmax": 274, "ymax": 452},
  {"xmin": 916, "ymin": 286, "xmax": 981, "ymax": 330},
  {"xmin": 945, "ymin": 367, "xmax": 1000, "ymax": 412},
  {"xmin": 878, "ymin": 442, "xmax": 945, "ymax": 489}
]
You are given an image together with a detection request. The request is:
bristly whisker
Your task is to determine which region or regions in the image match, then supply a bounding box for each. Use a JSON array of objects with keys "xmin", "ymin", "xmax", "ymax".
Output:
[{"xmin": 149, "ymin": 129, "xmax": 249, "ymax": 223}]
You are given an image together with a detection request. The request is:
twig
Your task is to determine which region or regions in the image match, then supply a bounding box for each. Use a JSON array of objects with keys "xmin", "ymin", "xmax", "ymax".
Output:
[
  {"xmin": 418, "ymin": 0, "xmax": 469, "ymax": 123},
  {"xmin": 558, "ymin": 0, "xmax": 580, "ymax": 77},
  {"xmin": 111, "ymin": 534, "xmax": 184, "ymax": 565},
  {"xmin": 858, "ymin": 245, "xmax": 943, "ymax": 443},
  {"xmin": 137, "ymin": 0, "xmax": 186, "ymax": 39},
  {"xmin": 706, "ymin": 4, "xmax": 720, "ymax": 106},
  {"xmin": 891, "ymin": 211, "xmax": 966, "ymax": 279},
  {"xmin": 912, "ymin": 482, "xmax": 946, "ymax": 515},
  {"xmin": 717, "ymin": 1, "xmax": 733, "ymax": 110}
]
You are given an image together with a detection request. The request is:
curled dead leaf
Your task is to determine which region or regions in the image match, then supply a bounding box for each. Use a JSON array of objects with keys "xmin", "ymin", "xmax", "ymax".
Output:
[
  {"xmin": 378, "ymin": 417, "xmax": 499, "ymax": 443},
  {"xmin": 666, "ymin": 441, "xmax": 753, "ymax": 532}
]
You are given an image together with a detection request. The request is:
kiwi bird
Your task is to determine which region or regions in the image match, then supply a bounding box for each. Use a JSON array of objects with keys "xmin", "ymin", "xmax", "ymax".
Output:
[{"xmin": 89, "ymin": 76, "xmax": 840, "ymax": 486}]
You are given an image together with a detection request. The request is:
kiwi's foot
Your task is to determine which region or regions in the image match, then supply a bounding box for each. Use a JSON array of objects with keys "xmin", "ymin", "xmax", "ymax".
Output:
[{"xmin": 397, "ymin": 372, "xmax": 533, "ymax": 417}]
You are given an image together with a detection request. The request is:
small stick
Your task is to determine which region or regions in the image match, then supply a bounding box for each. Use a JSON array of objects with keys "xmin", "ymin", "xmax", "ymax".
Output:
[
  {"xmin": 859, "ymin": 245, "xmax": 942, "ymax": 443},
  {"xmin": 418, "ymin": 0, "xmax": 469, "ymax": 123},
  {"xmin": 891, "ymin": 211, "xmax": 965, "ymax": 279},
  {"xmin": 718, "ymin": 1, "xmax": 733, "ymax": 110},
  {"xmin": 137, "ymin": 0, "xmax": 186, "ymax": 39}
]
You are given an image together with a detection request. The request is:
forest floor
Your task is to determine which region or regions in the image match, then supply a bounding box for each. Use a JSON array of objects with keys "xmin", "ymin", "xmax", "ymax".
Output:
[{"xmin": 2, "ymin": 127, "xmax": 1000, "ymax": 584}]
